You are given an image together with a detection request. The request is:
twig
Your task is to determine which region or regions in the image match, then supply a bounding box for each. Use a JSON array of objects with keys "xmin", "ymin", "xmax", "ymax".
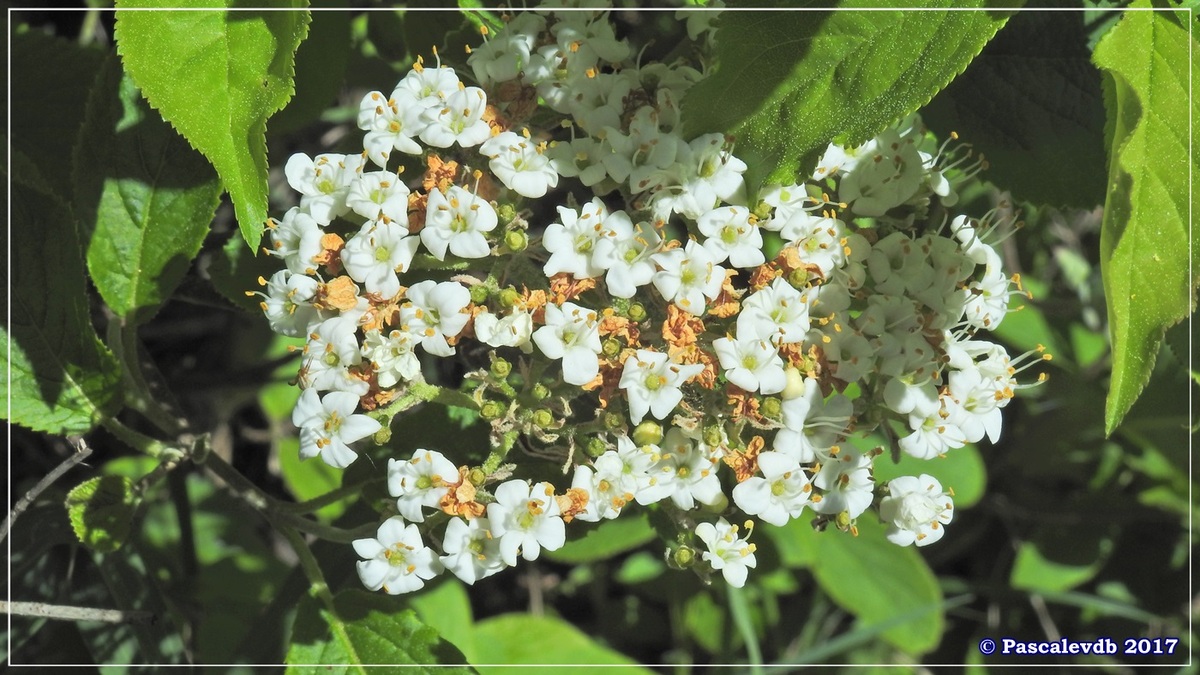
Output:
[
  {"xmin": 1, "ymin": 438, "xmax": 93, "ymax": 545},
  {"xmin": 2, "ymin": 600, "xmax": 154, "ymax": 624}
]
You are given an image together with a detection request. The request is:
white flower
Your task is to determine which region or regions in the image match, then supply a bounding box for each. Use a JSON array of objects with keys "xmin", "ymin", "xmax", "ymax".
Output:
[
  {"xmin": 479, "ymin": 130, "xmax": 560, "ymax": 198},
  {"xmin": 268, "ymin": 207, "xmax": 325, "ymax": 276},
  {"xmin": 618, "ymin": 349, "xmax": 704, "ymax": 424},
  {"xmin": 879, "ymin": 475, "xmax": 954, "ymax": 547},
  {"xmin": 899, "ymin": 403, "xmax": 969, "ymax": 460},
  {"xmin": 422, "ymin": 185, "xmax": 497, "ymax": 260},
  {"xmin": 396, "ymin": 64, "xmax": 460, "ymax": 106},
  {"xmin": 292, "ymin": 388, "xmax": 381, "ymax": 469},
  {"xmin": 839, "ymin": 128, "xmax": 924, "ymax": 217},
  {"xmin": 714, "ymin": 335, "xmax": 786, "ymax": 395},
  {"xmin": 591, "ymin": 211, "xmax": 662, "ymax": 298},
  {"xmin": 353, "ymin": 517, "xmax": 442, "ymax": 594},
  {"xmin": 399, "ymin": 280, "xmax": 471, "ymax": 357},
  {"xmin": 387, "ymin": 449, "xmax": 460, "ymax": 523},
  {"xmin": 812, "ymin": 450, "xmax": 875, "ymax": 519},
  {"xmin": 651, "ymin": 240, "xmax": 726, "ymax": 314},
  {"xmin": 487, "ymin": 480, "xmax": 566, "ymax": 566},
  {"xmin": 695, "ymin": 518, "xmax": 757, "ymax": 588},
  {"xmin": 774, "ymin": 377, "xmax": 853, "ymax": 462},
  {"xmin": 532, "ymin": 302, "xmax": 602, "ymax": 386},
  {"xmin": 299, "ymin": 316, "xmax": 369, "ymax": 396},
  {"xmin": 357, "ymin": 90, "xmax": 427, "ymax": 167},
  {"xmin": 440, "ymin": 517, "xmax": 508, "ymax": 584},
  {"xmin": 284, "ymin": 153, "xmax": 363, "ymax": 225},
  {"xmin": 571, "ymin": 445, "xmax": 642, "ymax": 522},
  {"xmin": 420, "ymin": 86, "xmax": 492, "ymax": 148},
  {"xmin": 698, "ymin": 205, "xmax": 764, "ymax": 268},
  {"xmin": 732, "ymin": 452, "xmax": 812, "ymax": 527},
  {"xmin": 654, "ymin": 428, "xmax": 723, "ymax": 511},
  {"xmin": 362, "ymin": 328, "xmax": 422, "ymax": 389},
  {"xmin": 259, "ymin": 270, "xmax": 321, "ymax": 337},
  {"xmin": 346, "ymin": 170, "xmax": 411, "ymax": 222},
  {"xmin": 542, "ymin": 198, "xmax": 609, "ymax": 279},
  {"xmin": 341, "ymin": 221, "xmax": 420, "ymax": 300},
  {"xmin": 737, "ymin": 277, "xmax": 811, "ymax": 345},
  {"xmin": 474, "ymin": 308, "xmax": 535, "ymax": 352}
]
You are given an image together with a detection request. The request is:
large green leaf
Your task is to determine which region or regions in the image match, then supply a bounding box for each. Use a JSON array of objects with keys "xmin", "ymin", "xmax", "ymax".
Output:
[
  {"xmin": 75, "ymin": 59, "xmax": 223, "ymax": 325},
  {"xmin": 286, "ymin": 589, "xmax": 471, "ymax": 672},
  {"xmin": 1092, "ymin": 5, "xmax": 1198, "ymax": 435},
  {"xmin": 921, "ymin": 8, "xmax": 1107, "ymax": 207},
  {"xmin": 114, "ymin": 2, "xmax": 310, "ymax": 251},
  {"xmin": 466, "ymin": 614, "xmax": 653, "ymax": 674},
  {"xmin": 681, "ymin": 1, "xmax": 1015, "ymax": 193},
  {"xmin": 3, "ymin": 178, "xmax": 124, "ymax": 435},
  {"xmin": 766, "ymin": 513, "xmax": 943, "ymax": 654}
]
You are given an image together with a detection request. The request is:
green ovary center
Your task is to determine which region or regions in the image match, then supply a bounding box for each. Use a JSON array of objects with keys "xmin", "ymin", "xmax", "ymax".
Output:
[
  {"xmin": 375, "ymin": 246, "xmax": 392, "ymax": 262},
  {"xmin": 720, "ymin": 225, "xmax": 739, "ymax": 244}
]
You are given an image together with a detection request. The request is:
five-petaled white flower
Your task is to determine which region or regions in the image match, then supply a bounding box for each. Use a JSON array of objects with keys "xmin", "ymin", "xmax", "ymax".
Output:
[
  {"xmin": 353, "ymin": 517, "xmax": 443, "ymax": 594},
  {"xmin": 487, "ymin": 480, "xmax": 567, "ymax": 566},
  {"xmin": 695, "ymin": 518, "xmax": 757, "ymax": 588},
  {"xmin": 292, "ymin": 388, "xmax": 381, "ymax": 469},
  {"xmin": 422, "ymin": 185, "xmax": 498, "ymax": 260},
  {"xmin": 388, "ymin": 449, "xmax": 460, "ymax": 522},
  {"xmin": 879, "ymin": 475, "xmax": 954, "ymax": 547},
  {"xmin": 618, "ymin": 349, "xmax": 704, "ymax": 424},
  {"xmin": 440, "ymin": 517, "xmax": 508, "ymax": 584},
  {"xmin": 532, "ymin": 302, "xmax": 603, "ymax": 386}
]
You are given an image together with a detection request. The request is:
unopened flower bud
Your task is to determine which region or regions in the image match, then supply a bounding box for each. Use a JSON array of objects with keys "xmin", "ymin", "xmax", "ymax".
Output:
[
  {"xmin": 604, "ymin": 412, "xmax": 625, "ymax": 431},
  {"xmin": 467, "ymin": 468, "xmax": 486, "ymax": 486},
  {"xmin": 627, "ymin": 302, "xmax": 648, "ymax": 322},
  {"xmin": 490, "ymin": 357, "xmax": 512, "ymax": 379},
  {"xmin": 601, "ymin": 338, "xmax": 622, "ymax": 359},
  {"xmin": 632, "ymin": 421, "xmax": 663, "ymax": 447},
  {"xmin": 761, "ymin": 396, "xmax": 782, "ymax": 419},
  {"xmin": 372, "ymin": 426, "xmax": 392, "ymax": 445},
  {"xmin": 781, "ymin": 368, "xmax": 806, "ymax": 400},
  {"xmin": 503, "ymin": 229, "xmax": 528, "ymax": 252},
  {"xmin": 532, "ymin": 409, "xmax": 555, "ymax": 428},
  {"xmin": 497, "ymin": 203, "xmax": 517, "ymax": 223},
  {"xmin": 531, "ymin": 382, "xmax": 551, "ymax": 401},
  {"xmin": 670, "ymin": 545, "xmax": 696, "ymax": 568},
  {"xmin": 498, "ymin": 287, "xmax": 521, "ymax": 308},
  {"xmin": 586, "ymin": 438, "xmax": 608, "ymax": 457},
  {"xmin": 469, "ymin": 284, "xmax": 490, "ymax": 305},
  {"xmin": 480, "ymin": 400, "xmax": 506, "ymax": 420}
]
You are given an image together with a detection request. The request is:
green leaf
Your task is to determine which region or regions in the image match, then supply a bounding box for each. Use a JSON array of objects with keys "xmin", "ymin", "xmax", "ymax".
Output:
[
  {"xmin": 114, "ymin": 2, "xmax": 310, "ymax": 251},
  {"xmin": 466, "ymin": 614, "xmax": 652, "ymax": 673},
  {"xmin": 406, "ymin": 579, "xmax": 475, "ymax": 657},
  {"xmin": 10, "ymin": 30, "xmax": 106, "ymax": 198},
  {"xmin": 65, "ymin": 475, "xmax": 138, "ymax": 553},
  {"xmin": 1093, "ymin": 6, "xmax": 1198, "ymax": 435},
  {"xmin": 286, "ymin": 589, "xmax": 471, "ymax": 672},
  {"xmin": 768, "ymin": 513, "xmax": 943, "ymax": 653},
  {"xmin": 681, "ymin": 1, "xmax": 1015, "ymax": 193},
  {"xmin": 75, "ymin": 59, "xmax": 223, "ymax": 325},
  {"xmin": 209, "ymin": 228, "xmax": 288, "ymax": 312},
  {"xmin": 1010, "ymin": 525, "xmax": 1112, "ymax": 593},
  {"xmin": 921, "ymin": 9, "xmax": 1107, "ymax": 207},
  {"xmin": 543, "ymin": 511, "xmax": 656, "ymax": 564},
  {"xmin": 3, "ymin": 179, "xmax": 124, "ymax": 435},
  {"xmin": 279, "ymin": 438, "xmax": 348, "ymax": 521}
]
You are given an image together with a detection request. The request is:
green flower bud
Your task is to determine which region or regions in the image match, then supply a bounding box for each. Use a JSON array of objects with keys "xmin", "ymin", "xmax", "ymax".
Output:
[
  {"xmin": 586, "ymin": 438, "xmax": 608, "ymax": 458},
  {"xmin": 604, "ymin": 412, "xmax": 625, "ymax": 431},
  {"xmin": 601, "ymin": 337, "xmax": 622, "ymax": 359},
  {"xmin": 498, "ymin": 287, "xmax": 521, "ymax": 308},
  {"xmin": 835, "ymin": 510, "xmax": 853, "ymax": 531},
  {"xmin": 632, "ymin": 420, "xmax": 664, "ymax": 447},
  {"xmin": 702, "ymin": 424, "xmax": 724, "ymax": 448},
  {"xmin": 504, "ymin": 229, "xmax": 529, "ymax": 252},
  {"xmin": 532, "ymin": 409, "xmax": 555, "ymax": 428},
  {"xmin": 761, "ymin": 396, "xmax": 782, "ymax": 419},
  {"xmin": 467, "ymin": 468, "xmax": 486, "ymax": 486},
  {"xmin": 627, "ymin": 302, "xmax": 648, "ymax": 322},
  {"xmin": 490, "ymin": 356, "xmax": 512, "ymax": 379},
  {"xmin": 373, "ymin": 426, "xmax": 392, "ymax": 446},
  {"xmin": 531, "ymin": 382, "xmax": 551, "ymax": 401},
  {"xmin": 469, "ymin": 284, "xmax": 490, "ymax": 305},
  {"xmin": 480, "ymin": 400, "xmax": 506, "ymax": 420},
  {"xmin": 671, "ymin": 545, "xmax": 695, "ymax": 568},
  {"xmin": 752, "ymin": 200, "xmax": 773, "ymax": 221},
  {"xmin": 497, "ymin": 203, "xmax": 518, "ymax": 223},
  {"xmin": 787, "ymin": 267, "xmax": 808, "ymax": 288}
]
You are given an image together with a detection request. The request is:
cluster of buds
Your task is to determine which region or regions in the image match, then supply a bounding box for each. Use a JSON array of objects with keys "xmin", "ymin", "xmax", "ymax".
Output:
[{"xmin": 255, "ymin": 2, "xmax": 1046, "ymax": 592}]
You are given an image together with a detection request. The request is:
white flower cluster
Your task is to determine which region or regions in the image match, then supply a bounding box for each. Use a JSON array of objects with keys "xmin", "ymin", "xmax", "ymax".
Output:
[{"xmin": 256, "ymin": 2, "xmax": 1046, "ymax": 593}]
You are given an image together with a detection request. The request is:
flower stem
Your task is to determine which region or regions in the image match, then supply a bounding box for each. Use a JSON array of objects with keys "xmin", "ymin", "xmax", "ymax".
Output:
[{"xmin": 102, "ymin": 418, "xmax": 186, "ymax": 462}]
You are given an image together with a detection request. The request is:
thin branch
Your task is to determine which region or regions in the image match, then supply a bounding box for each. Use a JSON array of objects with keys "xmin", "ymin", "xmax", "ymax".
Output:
[
  {"xmin": 2, "ymin": 600, "xmax": 154, "ymax": 624},
  {"xmin": 1, "ymin": 438, "xmax": 93, "ymax": 545}
]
